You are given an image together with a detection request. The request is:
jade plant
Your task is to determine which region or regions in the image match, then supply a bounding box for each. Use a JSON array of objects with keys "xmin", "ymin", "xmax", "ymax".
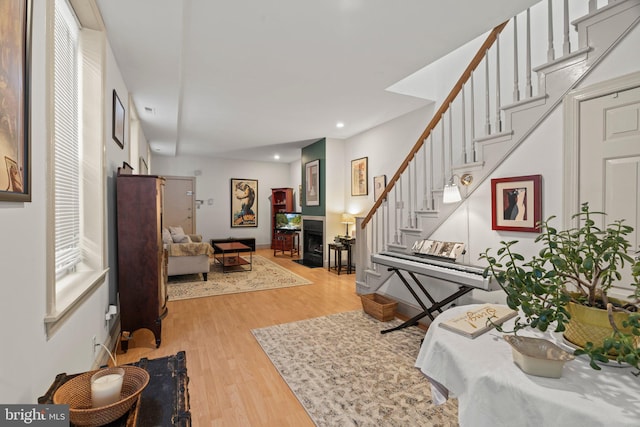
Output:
[{"xmin": 479, "ymin": 203, "xmax": 640, "ymax": 371}]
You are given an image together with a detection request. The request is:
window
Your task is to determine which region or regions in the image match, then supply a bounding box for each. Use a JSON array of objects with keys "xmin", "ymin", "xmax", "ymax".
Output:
[
  {"xmin": 45, "ymin": 0, "xmax": 106, "ymax": 334},
  {"xmin": 53, "ymin": 0, "xmax": 80, "ymax": 279}
]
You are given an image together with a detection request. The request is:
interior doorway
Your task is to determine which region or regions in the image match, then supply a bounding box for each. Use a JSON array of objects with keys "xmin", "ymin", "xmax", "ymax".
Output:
[{"xmin": 164, "ymin": 176, "xmax": 196, "ymax": 234}]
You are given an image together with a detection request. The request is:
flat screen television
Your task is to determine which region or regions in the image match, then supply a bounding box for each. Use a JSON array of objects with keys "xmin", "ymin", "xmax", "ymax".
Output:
[{"xmin": 275, "ymin": 212, "xmax": 302, "ymax": 231}]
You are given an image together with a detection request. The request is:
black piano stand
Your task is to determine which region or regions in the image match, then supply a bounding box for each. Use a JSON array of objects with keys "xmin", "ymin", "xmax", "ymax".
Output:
[{"xmin": 380, "ymin": 267, "xmax": 474, "ymax": 334}]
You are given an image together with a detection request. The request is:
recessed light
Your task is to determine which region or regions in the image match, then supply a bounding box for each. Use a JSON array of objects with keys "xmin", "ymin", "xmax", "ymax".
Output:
[
  {"xmin": 274, "ymin": 154, "xmax": 280, "ymax": 160},
  {"xmin": 336, "ymin": 122, "xmax": 345, "ymax": 128}
]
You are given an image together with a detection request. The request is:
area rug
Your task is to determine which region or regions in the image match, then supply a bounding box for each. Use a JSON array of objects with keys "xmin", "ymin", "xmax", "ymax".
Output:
[
  {"xmin": 167, "ymin": 255, "xmax": 312, "ymax": 301},
  {"xmin": 252, "ymin": 311, "xmax": 459, "ymax": 427}
]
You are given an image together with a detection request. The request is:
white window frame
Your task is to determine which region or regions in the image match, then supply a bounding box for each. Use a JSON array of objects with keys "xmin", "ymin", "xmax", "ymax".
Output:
[{"xmin": 44, "ymin": 0, "xmax": 107, "ymax": 336}]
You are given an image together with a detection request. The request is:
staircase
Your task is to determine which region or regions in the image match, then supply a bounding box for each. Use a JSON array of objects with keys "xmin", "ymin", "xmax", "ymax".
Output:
[{"xmin": 355, "ymin": 0, "xmax": 640, "ymax": 296}]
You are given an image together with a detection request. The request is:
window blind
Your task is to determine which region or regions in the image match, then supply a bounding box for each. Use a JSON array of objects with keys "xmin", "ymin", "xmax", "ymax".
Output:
[{"xmin": 53, "ymin": 0, "xmax": 81, "ymax": 278}]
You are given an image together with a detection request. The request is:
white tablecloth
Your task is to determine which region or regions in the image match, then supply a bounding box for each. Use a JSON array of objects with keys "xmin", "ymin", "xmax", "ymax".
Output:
[{"xmin": 415, "ymin": 304, "xmax": 640, "ymax": 427}]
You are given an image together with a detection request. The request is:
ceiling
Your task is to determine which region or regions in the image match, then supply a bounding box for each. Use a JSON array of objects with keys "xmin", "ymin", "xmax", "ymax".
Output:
[{"xmin": 95, "ymin": 0, "xmax": 537, "ymax": 163}]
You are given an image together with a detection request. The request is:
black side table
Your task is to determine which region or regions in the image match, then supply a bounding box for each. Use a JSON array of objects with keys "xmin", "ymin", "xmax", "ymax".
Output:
[{"xmin": 329, "ymin": 242, "xmax": 353, "ymax": 275}]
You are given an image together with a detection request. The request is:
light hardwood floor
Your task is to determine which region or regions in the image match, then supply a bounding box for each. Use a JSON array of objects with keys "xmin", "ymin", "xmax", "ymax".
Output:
[{"xmin": 116, "ymin": 248, "xmax": 363, "ymax": 426}]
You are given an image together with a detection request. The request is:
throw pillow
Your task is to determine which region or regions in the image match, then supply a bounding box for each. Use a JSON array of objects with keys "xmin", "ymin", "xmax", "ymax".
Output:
[
  {"xmin": 162, "ymin": 228, "xmax": 173, "ymax": 245},
  {"xmin": 173, "ymin": 234, "xmax": 192, "ymax": 244}
]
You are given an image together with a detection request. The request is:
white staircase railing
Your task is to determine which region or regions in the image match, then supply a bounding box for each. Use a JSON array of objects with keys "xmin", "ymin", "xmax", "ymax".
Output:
[{"xmin": 356, "ymin": 0, "xmax": 640, "ymax": 295}]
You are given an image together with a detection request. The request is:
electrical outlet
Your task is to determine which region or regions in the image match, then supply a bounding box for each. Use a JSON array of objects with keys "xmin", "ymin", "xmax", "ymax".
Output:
[{"xmin": 92, "ymin": 335, "xmax": 97, "ymax": 354}]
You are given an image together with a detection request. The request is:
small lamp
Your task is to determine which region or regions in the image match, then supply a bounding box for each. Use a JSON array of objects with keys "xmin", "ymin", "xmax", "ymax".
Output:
[
  {"xmin": 443, "ymin": 173, "xmax": 473, "ymax": 204},
  {"xmin": 341, "ymin": 213, "xmax": 355, "ymax": 237}
]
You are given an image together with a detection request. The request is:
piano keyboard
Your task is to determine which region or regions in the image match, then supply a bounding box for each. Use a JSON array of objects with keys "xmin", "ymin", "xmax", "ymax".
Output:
[{"xmin": 371, "ymin": 251, "xmax": 498, "ymax": 291}]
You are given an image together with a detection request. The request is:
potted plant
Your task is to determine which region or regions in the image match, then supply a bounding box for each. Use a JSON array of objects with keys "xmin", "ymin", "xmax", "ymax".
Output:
[{"xmin": 479, "ymin": 203, "xmax": 640, "ymax": 371}]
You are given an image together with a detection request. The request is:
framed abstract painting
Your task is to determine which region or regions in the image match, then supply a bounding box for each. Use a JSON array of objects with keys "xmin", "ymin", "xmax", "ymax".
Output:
[{"xmin": 491, "ymin": 175, "xmax": 542, "ymax": 232}]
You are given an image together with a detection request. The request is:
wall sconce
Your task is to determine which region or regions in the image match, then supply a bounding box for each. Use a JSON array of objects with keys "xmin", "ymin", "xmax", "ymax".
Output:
[
  {"xmin": 341, "ymin": 213, "xmax": 355, "ymax": 236},
  {"xmin": 443, "ymin": 173, "xmax": 473, "ymax": 204}
]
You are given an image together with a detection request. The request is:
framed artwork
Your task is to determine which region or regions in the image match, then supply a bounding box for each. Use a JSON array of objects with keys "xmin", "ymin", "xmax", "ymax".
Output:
[
  {"xmin": 112, "ymin": 89, "xmax": 125, "ymax": 149},
  {"xmin": 351, "ymin": 157, "xmax": 368, "ymax": 196},
  {"xmin": 373, "ymin": 174, "xmax": 387, "ymax": 202},
  {"xmin": 231, "ymin": 178, "xmax": 258, "ymax": 227},
  {"xmin": 491, "ymin": 175, "xmax": 542, "ymax": 232},
  {"xmin": 305, "ymin": 159, "xmax": 319, "ymax": 206},
  {"xmin": 0, "ymin": 0, "xmax": 32, "ymax": 202}
]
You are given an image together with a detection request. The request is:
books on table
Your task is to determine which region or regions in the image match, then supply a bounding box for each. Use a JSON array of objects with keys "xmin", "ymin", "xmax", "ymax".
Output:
[{"xmin": 439, "ymin": 304, "xmax": 517, "ymax": 338}]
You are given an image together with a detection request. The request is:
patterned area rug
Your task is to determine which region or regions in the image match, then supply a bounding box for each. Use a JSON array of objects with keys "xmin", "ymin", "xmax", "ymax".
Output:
[
  {"xmin": 167, "ymin": 255, "xmax": 311, "ymax": 301},
  {"xmin": 252, "ymin": 311, "xmax": 459, "ymax": 426}
]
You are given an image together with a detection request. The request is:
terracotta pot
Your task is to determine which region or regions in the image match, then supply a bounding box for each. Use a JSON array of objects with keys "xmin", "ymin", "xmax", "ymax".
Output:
[{"xmin": 563, "ymin": 300, "xmax": 634, "ymax": 353}]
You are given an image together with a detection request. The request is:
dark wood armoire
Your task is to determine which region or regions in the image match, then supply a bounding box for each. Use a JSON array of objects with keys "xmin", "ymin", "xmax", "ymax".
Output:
[{"xmin": 116, "ymin": 169, "xmax": 168, "ymax": 352}]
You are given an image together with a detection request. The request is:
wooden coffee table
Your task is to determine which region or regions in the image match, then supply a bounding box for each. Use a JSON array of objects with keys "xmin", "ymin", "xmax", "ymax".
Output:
[{"xmin": 212, "ymin": 242, "xmax": 252, "ymax": 273}]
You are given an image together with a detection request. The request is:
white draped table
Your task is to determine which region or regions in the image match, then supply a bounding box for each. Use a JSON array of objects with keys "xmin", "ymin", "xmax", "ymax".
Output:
[{"xmin": 415, "ymin": 304, "xmax": 640, "ymax": 427}]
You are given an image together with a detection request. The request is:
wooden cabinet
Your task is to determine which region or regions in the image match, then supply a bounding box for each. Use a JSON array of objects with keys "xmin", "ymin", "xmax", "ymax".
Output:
[
  {"xmin": 273, "ymin": 231, "xmax": 300, "ymax": 257},
  {"xmin": 116, "ymin": 171, "xmax": 168, "ymax": 352},
  {"xmin": 271, "ymin": 188, "xmax": 293, "ymax": 248}
]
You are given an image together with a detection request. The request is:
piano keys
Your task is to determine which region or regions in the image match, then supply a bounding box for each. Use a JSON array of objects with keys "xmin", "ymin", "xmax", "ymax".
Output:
[
  {"xmin": 371, "ymin": 251, "xmax": 498, "ymax": 291},
  {"xmin": 369, "ymin": 251, "xmax": 500, "ymax": 334}
]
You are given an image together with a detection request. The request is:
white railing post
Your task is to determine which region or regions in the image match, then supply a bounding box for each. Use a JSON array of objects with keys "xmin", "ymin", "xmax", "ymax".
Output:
[
  {"xmin": 547, "ymin": 0, "xmax": 555, "ymax": 61},
  {"xmin": 470, "ymin": 73, "xmax": 477, "ymax": 162},
  {"xmin": 513, "ymin": 15, "xmax": 520, "ymax": 102},
  {"xmin": 440, "ymin": 115, "xmax": 446, "ymax": 189},
  {"xmin": 384, "ymin": 200, "xmax": 389, "ymax": 250},
  {"xmin": 398, "ymin": 174, "xmax": 404, "ymax": 231},
  {"xmin": 407, "ymin": 161, "xmax": 413, "ymax": 228},
  {"xmin": 429, "ymin": 134, "xmax": 435, "ymax": 209},
  {"xmin": 462, "ymin": 82, "xmax": 468, "ymax": 163},
  {"xmin": 526, "ymin": 8, "xmax": 533, "ymax": 98},
  {"xmin": 412, "ymin": 156, "xmax": 418, "ymax": 225},
  {"xmin": 495, "ymin": 37, "xmax": 502, "ymax": 133},
  {"xmin": 484, "ymin": 51, "xmax": 491, "ymax": 135},
  {"xmin": 563, "ymin": 0, "xmax": 571, "ymax": 55},
  {"xmin": 393, "ymin": 186, "xmax": 399, "ymax": 244},
  {"xmin": 448, "ymin": 107, "xmax": 453, "ymax": 177},
  {"xmin": 423, "ymin": 138, "xmax": 429, "ymax": 210}
]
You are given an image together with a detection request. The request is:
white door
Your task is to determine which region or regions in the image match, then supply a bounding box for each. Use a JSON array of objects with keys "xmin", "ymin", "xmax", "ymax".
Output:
[
  {"xmin": 579, "ymin": 85, "xmax": 640, "ymax": 297},
  {"xmin": 164, "ymin": 176, "xmax": 196, "ymax": 234}
]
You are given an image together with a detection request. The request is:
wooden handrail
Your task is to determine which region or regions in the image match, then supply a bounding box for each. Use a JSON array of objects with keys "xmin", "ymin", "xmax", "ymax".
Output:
[{"xmin": 361, "ymin": 20, "xmax": 508, "ymax": 228}]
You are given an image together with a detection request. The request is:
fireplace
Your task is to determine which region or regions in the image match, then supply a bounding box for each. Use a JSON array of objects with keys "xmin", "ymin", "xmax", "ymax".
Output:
[{"xmin": 302, "ymin": 218, "xmax": 324, "ymax": 267}]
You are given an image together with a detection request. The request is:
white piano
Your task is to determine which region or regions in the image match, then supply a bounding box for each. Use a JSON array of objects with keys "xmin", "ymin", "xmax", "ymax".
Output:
[{"xmin": 370, "ymin": 251, "xmax": 499, "ymax": 334}]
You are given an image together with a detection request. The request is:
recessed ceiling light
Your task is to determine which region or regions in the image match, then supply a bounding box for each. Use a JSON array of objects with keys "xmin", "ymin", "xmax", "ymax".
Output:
[
  {"xmin": 336, "ymin": 122, "xmax": 345, "ymax": 128},
  {"xmin": 274, "ymin": 154, "xmax": 280, "ymax": 160}
]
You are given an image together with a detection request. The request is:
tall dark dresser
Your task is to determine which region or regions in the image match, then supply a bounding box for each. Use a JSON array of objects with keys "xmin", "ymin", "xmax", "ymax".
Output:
[{"xmin": 116, "ymin": 168, "xmax": 168, "ymax": 352}]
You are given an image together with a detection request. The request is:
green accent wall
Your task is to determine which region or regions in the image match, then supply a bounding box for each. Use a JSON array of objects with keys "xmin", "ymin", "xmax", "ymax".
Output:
[{"xmin": 301, "ymin": 138, "xmax": 325, "ymax": 217}]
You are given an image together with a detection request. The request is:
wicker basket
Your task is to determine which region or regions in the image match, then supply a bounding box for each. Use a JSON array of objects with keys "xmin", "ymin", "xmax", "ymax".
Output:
[
  {"xmin": 53, "ymin": 366, "xmax": 149, "ymax": 427},
  {"xmin": 361, "ymin": 293, "xmax": 397, "ymax": 322}
]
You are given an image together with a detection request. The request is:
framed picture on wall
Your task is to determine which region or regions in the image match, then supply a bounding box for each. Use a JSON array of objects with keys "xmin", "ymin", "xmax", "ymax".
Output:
[
  {"xmin": 305, "ymin": 159, "xmax": 319, "ymax": 206},
  {"xmin": 373, "ymin": 174, "xmax": 386, "ymax": 202},
  {"xmin": 231, "ymin": 178, "xmax": 258, "ymax": 227},
  {"xmin": 0, "ymin": 0, "xmax": 31, "ymax": 202},
  {"xmin": 491, "ymin": 175, "xmax": 542, "ymax": 232},
  {"xmin": 351, "ymin": 157, "xmax": 368, "ymax": 196},
  {"xmin": 112, "ymin": 89, "xmax": 125, "ymax": 149}
]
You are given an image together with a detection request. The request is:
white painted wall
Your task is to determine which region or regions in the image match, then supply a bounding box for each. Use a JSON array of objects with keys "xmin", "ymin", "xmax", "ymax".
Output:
[
  {"xmin": 0, "ymin": 3, "xmax": 132, "ymax": 403},
  {"xmin": 150, "ymin": 154, "xmax": 293, "ymax": 246}
]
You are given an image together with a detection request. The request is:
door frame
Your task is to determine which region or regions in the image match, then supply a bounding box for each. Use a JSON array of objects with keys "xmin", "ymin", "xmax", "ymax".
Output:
[{"xmin": 563, "ymin": 70, "xmax": 640, "ymax": 228}]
